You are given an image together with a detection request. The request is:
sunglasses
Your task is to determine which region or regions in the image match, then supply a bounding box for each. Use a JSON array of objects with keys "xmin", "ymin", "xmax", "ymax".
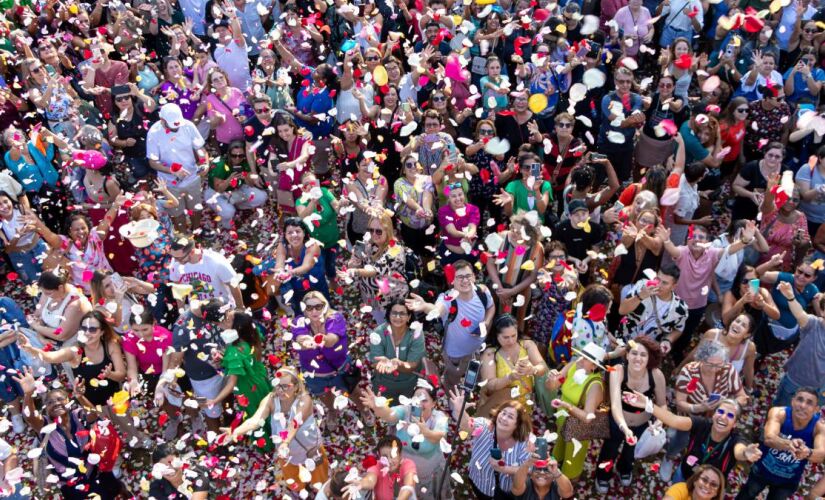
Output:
[
  {"xmin": 735, "ymin": 107, "xmax": 748, "ymax": 113},
  {"xmin": 365, "ymin": 56, "xmax": 380, "ymax": 62},
  {"xmin": 230, "ymin": 153, "xmax": 245, "ymax": 158},
  {"xmin": 479, "ymin": 128, "xmax": 495, "ymax": 136},
  {"xmin": 82, "ymin": 325, "xmax": 101, "ymax": 332},
  {"xmin": 115, "ymin": 95, "xmax": 131, "ymax": 102},
  {"xmin": 804, "ymin": 28, "xmax": 818, "ymax": 33},
  {"xmin": 255, "ymin": 107, "xmax": 271, "ymax": 113},
  {"xmin": 715, "ymin": 408, "xmax": 736, "ymax": 419},
  {"xmin": 30, "ymin": 65, "xmax": 44, "ymax": 72},
  {"xmin": 369, "ymin": 227, "xmax": 384, "ymax": 236},
  {"xmin": 304, "ymin": 303, "xmax": 325, "ymax": 311},
  {"xmin": 658, "ymin": 82, "xmax": 674, "ymax": 88},
  {"xmin": 404, "ymin": 162, "xmax": 417, "ymax": 169},
  {"xmin": 448, "ymin": 182, "xmax": 463, "ymax": 190},
  {"xmin": 432, "ymin": 95, "xmax": 447, "ymax": 102},
  {"xmin": 796, "ymin": 268, "xmax": 815, "ymax": 278},
  {"xmin": 556, "ymin": 122, "xmax": 573, "ymax": 128}
]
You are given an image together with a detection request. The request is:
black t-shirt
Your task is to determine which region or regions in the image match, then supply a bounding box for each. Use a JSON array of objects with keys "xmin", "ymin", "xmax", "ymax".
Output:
[
  {"xmin": 731, "ymin": 160, "xmax": 777, "ymax": 221},
  {"xmin": 554, "ymin": 218, "xmax": 604, "ymax": 261},
  {"xmin": 148, "ymin": 468, "xmax": 210, "ymax": 500},
  {"xmin": 513, "ymin": 479, "xmax": 561, "ymax": 500},
  {"xmin": 681, "ymin": 416, "xmax": 745, "ymax": 480},
  {"xmin": 172, "ymin": 312, "xmax": 221, "ymax": 381}
]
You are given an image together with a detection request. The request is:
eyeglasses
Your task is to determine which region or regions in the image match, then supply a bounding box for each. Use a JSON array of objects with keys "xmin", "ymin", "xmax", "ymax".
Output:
[
  {"xmin": 556, "ymin": 122, "xmax": 573, "ymax": 128},
  {"xmin": 82, "ymin": 325, "xmax": 101, "ymax": 332},
  {"xmin": 230, "ymin": 153, "xmax": 246, "ymax": 159},
  {"xmin": 390, "ymin": 310, "xmax": 410, "ymax": 318},
  {"xmin": 697, "ymin": 475, "xmax": 721, "ymax": 490},
  {"xmin": 369, "ymin": 227, "xmax": 384, "ymax": 236},
  {"xmin": 115, "ymin": 95, "xmax": 131, "ymax": 102},
  {"xmin": 255, "ymin": 107, "xmax": 271, "ymax": 114},
  {"xmin": 304, "ymin": 303, "xmax": 325, "ymax": 312},
  {"xmin": 796, "ymin": 268, "xmax": 815, "ymax": 278},
  {"xmin": 691, "ymin": 233, "xmax": 708, "ymax": 242},
  {"xmin": 804, "ymin": 28, "xmax": 818, "ymax": 33},
  {"xmin": 735, "ymin": 107, "xmax": 748, "ymax": 113},
  {"xmin": 432, "ymin": 95, "xmax": 447, "ymax": 103},
  {"xmin": 454, "ymin": 273, "xmax": 475, "ymax": 282},
  {"xmin": 424, "ymin": 122, "xmax": 440, "ymax": 129},
  {"xmin": 715, "ymin": 408, "xmax": 736, "ymax": 419},
  {"xmin": 658, "ymin": 82, "xmax": 674, "ymax": 88},
  {"xmin": 274, "ymin": 383, "xmax": 295, "ymax": 392}
]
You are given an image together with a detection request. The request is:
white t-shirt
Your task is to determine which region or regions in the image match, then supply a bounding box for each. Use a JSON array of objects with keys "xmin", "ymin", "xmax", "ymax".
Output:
[
  {"xmin": 146, "ymin": 119, "xmax": 205, "ymax": 188},
  {"xmin": 669, "ymin": 174, "xmax": 699, "ymax": 245},
  {"xmin": 169, "ymin": 249, "xmax": 238, "ymax": 306},
  {"xmin": 214, "ymin": 40, "xmax": 252, "ymax": 91}
]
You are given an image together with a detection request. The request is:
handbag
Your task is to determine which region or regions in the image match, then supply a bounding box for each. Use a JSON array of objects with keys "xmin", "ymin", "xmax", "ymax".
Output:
[
  {"xmin": 634, "ymin": 420, "xmax": 667, "ymax": 459},
  {"xmin": 561, "ymin": 377, "xmax": 610, "ymax": 441}
]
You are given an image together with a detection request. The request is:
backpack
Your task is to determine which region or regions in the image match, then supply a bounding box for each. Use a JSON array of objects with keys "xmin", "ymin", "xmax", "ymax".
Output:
[
  {"xmin": 548, "ymin": 308, "xmax": 579, "ymax": 366},
  {"xmin": 431, "ymin": 285, "xmax": 490, "ymax": 336}
]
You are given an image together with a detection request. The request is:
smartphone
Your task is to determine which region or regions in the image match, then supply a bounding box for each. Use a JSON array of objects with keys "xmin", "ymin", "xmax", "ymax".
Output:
[
  {"xmin": 708, "ymin": 393, "xmax": 722, "ymax": 403},
  {"xmin": 748, "ymin": 278, "xmax": 760, "ymax": 295},
  {"xmin": 110, "ymin": 272, "xmax": 125, "ymax": 291},
  {"xmin": 530, "ymin": 162, "xmax": 542, "ymax": 178},
  {"xmin": 724, "ymin": 44, "xmax": 735, "ymax": 58},
  {"xmin": 490, "ymin": 447, "xmax": 502, "ymax": 460},
  {"xmin": 45, "ymin": 64, "xmax": 56, "ymax": 77},
  {"xmin": 411, "ymin": 405, "xmax": 422, "ymax": 419},
  {"xmin": 590, "ymin": 153, "xmax": 607, "ymax": 161},
  {"xmin": 462, "ymin": 359, "xmax": 481, "ymax": 393},
  {"xmin": 536, "ymin": 437, "xmax": 548, "ymax": 460}
]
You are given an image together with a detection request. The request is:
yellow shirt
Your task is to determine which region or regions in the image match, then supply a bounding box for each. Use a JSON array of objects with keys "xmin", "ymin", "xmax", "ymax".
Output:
[{"xmin": 664, "ymin": 482, "xmax": 690, "ymax": 500}]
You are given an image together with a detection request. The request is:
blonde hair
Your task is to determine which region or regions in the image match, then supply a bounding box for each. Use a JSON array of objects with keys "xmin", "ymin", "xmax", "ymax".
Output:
[
  {"xmin": 273, "ymin": 366, "xmax": 307, "ymax": 395},
  {"xmin": 369, "ymin": 212, "xmax": 396, "ymax": 254},
  {"xmin": 300, "ymin": 291, "xmax": 335, "ymax": 320}
]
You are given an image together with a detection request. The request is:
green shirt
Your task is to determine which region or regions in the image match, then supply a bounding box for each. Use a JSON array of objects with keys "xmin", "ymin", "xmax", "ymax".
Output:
[
  {"xmin": 505, "ymin": 179, "xmax": 553, "ymax": 215},
  {"xmin": 296, "ymin": 187, "xmax": 339, "ymax": 247},
  {"xmin": 207, "ymin": 158, "xmax": 250, "ymax": 190},
  {"xmin": 368, "ymin": 324, "xmax": 426, "ymax": 401}
]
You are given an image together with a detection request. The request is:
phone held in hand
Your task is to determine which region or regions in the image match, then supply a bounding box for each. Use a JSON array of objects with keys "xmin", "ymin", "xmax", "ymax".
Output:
[
  {"xmin": 536, "ymin": 437, "xmax": 548, "ymax": 460},
  {"xmin": 462, "ymin": 359, "xmax": 481, "ymax": 393}
]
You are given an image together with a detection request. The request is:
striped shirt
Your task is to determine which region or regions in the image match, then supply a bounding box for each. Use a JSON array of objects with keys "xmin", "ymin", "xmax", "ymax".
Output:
[
  {"xmin": 674, "ymin": 361, "xmax": 743, "ymax": 408},
  {"xmin": 468, "ymin": 418, "xmax": 530, "ymax": 496}
]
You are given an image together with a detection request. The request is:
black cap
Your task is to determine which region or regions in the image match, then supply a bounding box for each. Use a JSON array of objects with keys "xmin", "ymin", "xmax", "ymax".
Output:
[{"xmin": 569, "ymin": 199, "xmax": 588, "ymax": 214}]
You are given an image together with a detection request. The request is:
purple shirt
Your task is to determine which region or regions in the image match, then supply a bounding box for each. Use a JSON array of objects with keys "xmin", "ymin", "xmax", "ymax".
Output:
[
  {"xmin": 438, "ymin": 203, "xmax": 481, "ymax": 246},
  {"xmin": 291, "ymin": 312, "xmax": 348, "ymax": 375},
  {"xmin": 674, "ymin": 246, "xmax": 725, "ymax": 309}
]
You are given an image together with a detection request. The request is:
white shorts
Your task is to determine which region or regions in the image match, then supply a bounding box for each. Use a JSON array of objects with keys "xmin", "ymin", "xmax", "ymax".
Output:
[{"xmin": 165, "ymin": 374, "xmax": 224, "ymax": 419}]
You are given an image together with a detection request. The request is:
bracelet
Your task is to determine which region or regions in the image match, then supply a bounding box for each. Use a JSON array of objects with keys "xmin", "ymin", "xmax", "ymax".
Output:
[
  {"xmin": 787, "ymin": 296, "xmax": 797, "ymax": 302},
  {"xmin": 645, "ymin": 397, "xmax": 654, "ymax": 414}
]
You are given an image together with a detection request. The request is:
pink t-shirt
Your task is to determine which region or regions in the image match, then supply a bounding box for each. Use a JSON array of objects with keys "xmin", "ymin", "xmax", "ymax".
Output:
[
  {"xmin": 612, "ymin": 6, "xmax": 652, "ymax": 56},
  {"xmin": 206, "ymin": 88, "xmax": 245, "ymax": 144},
  {"xmin": 121, "ymin": 325, "xmax": 173, "ymax": 374},
  {"xmin": 674, "ymin": 246, "xmax": 725, "ymax": 309},
  {"xmin": 367, "ymin": 458, "xmax": 417, "ymax": 500},
  {"xmin": 438, "ymin": 203, "xmax": 481, "ymax": 246}
]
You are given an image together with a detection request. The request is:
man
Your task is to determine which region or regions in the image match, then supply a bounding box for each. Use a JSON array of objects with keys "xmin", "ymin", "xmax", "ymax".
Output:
[
  {"xmin": 657, "ymin": 0, "xmax": 704, "ymax": 48},
  {"xmin": 204, "ymin": 140, "xmax": 267, "ymax": 229},
  {"xmin": 553, "ymin": 199, "xmax": 604, "ymax": 267},
  {"xmin": 511, "ymin": 455, "xmax": 574, "ymax": 500},
  {"xmin": 619, "ymin": 265, "xmax": 689, "ymax": 353},
  {"xmin": 773, "ymin": 281, "xmax": 825, "ymax": 406},
  {"xmin": 146, "ymin": 103, "xmax": 208, "ymax": 233},
  {"xmin": 736, "ymin": 387, "xmax": 825, "ymax": 499},
  {"xmin": 212, "ymin": 11, "xmax": 251, "ymax": 91},
  {"xmin": 406, "ymin": 260, "xmax": 495, "ymax": 389},
  {"xmin": 155, "ymin": 299, "xmax": 230, "ymax": 435},
  {"xmin": 149, "ymin": 444, "xmax": 209, "ymax": 499},
  {"xmin": 655, "ymin": 221, "xmax": 756, "ymax": 363},
  {"xmin": 169, "ymin": 236, "xmax": 243, "ymax": 308},
  {"xmin": 80, "ymin": 39, "xmax": 129, "ymax": 116},
  {"xmin": 758, "ymin": 257, "xmax": 820, "ymax": 357},
  {"xmin": 231, "ymin": 0, "xmax": 271, "ymax": 57},
  {"xmin": 623, "ymin": 394, "xmax": 763, "ymax": 483}
]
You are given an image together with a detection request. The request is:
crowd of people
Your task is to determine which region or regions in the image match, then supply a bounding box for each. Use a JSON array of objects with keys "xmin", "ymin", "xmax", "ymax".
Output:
[{"xmin": 1, "ymin": 0, "xmax": 825, "ymax": 497}]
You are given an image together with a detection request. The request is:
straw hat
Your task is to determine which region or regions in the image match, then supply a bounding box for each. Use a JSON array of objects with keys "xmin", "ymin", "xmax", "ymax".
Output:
[{"xmin": 118, "ymin": 219, "xmax": 160, "ymax": 248}]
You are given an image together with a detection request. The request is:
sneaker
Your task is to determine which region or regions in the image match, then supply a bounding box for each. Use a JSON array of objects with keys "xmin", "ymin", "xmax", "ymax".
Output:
[
  {"xmin": 11, "ymin": 414, "xmax": 24, "ymax": 434},
  {"xmin": 596, "ymin": 479, "xmax": 610, "ymax": 494},
  {"xmin": 620, "ymin": 472, "xmax": 633, "ymax": 487},
  {"xmin": 659, "ymin": 458, "xmax": 675, "ymax": 482},
  {"xmin": 162, "ymin": 414, "xmax": 181, "ymax": 441}
]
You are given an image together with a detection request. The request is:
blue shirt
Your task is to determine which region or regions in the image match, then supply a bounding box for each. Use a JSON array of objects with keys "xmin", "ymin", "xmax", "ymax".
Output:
[
  {"xmin": 771, "ymin": 272, "xmax": 818, "ymax": 329},
  {"xmin": 782, "ymin": 66, "xmax": 825, "ymax": 105},
  {"xmin": 795, "ymin": 164, "xmax": 825, "ymax": 223},
  {"xmin": 3, "ymin": 142, "xmax": 57, "ymax": 193},
  {"xmin": 598, "ymin": 91, "xmax": 643, "ymax": 151},
  {"xmin": 295, "ymin": 72, "xmax": 334, "ymax": 138}
]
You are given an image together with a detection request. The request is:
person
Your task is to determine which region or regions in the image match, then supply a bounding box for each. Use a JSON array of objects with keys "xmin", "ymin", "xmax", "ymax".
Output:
[
  {"xmin": 759, "ymin": 174, "xmax": 810, "ymax": 271},
  {"xmin": 192, "ymin": 68, "xmax": 245, "ymax": 149},
  {"xmin": 663, "ymin": 465, "xmax": 726, "ymax": 500},
  {"xmin": 657, "ymin": 0, "xmax": 704, "ymax": 47},
  {"xmin": 405, "ymin": 260, "xmax": 495, "ymax": 390},
  {"xmin": 0, "ymin": 191, "xmax": 46, "ymax": 283},
  {"xmin": 146, "ymin": 103, "xmax": 208, "ymax": 233},
  {"xmin": 367, "ymin": 299, "xmax": 425, "ymax": 401},
  {"xmin": 510, "ymin": 453, "xmax": 574, "ymax": 500},
  {"xmin": 437, "ymin": 183, "xmax": 480, "ymax": 265},
  {"xmin": 449, "ymin": 392, "xmax": 533, "ymax": 499},
  {"xmin": 203, "ymin": 140, "xmax": 267, "ymax": 229},
  {"xmin": 730, "ymin": 142, "xmax": 785, "ymax": 221},
  {"xmin": 107, "ymin": 83, "xmax": 156, "ymax": 182},
  {"xmin": 553, "ymin": 199, "xmax": 604, "ymax": 270},
  {"xmin": 494, "ymin": 151, "xmax": 552, "ymax": 222},
  {"xmin": 736, "ymin": 387, "xmax": 825, "ymax": 499},
  {"xmin": 595, "ymin": 336, "xmax": 667, "ymax": 492},
  {"xmin": 266, "ymin": 113, "xmax": 312, "ymax": 217},
  {"xmin": 721, "ymin": 264, "xmax": 780, "ymax": 348},
  {"xmin": 597, "ymin": 67, "xmax": 644, "ymax": 181},
  {"xmin": 392, "ymin": 155, "xmax": 436, "ymax": 259},
  {"xmin": 89, "ymin": 270, "xmax": 155, "ymax": 335},
  {"xmin": 122, "ymin": 308, "xmax": 173, "ymax": 399},
  {"xmin": 168, "ymin": 236, "xmax": 243, "ymax": 308},
  {"xmin": 359, "ymin": 379, "xmax": 450, "ymax": 499},
  {"xmin": 148, "ymin": 444, "xmax": 210, "ymax": 499},
  {"xmin": 347, "ymin": 435, "xmax": 418, "ymax": 500},
  {"xmin": 757, "ymin": 256, "xmax": 820, "ymax": 354},
  {"xmin": 796, "ymin": 144, "xmax": 825, "ymax": 237},
  {"xmin": 342, "ymin": 153, "xmax": 389, "ymax": 245},
  {"xmin": 772, "ymin": 281, "xmax": 825, "ymax": 406},
  {"xmin": 28, "ymin": 270, "xmax": 92, "ymax": 347},
  {"xmin": 296, "ymin": 171, "xmax": 341, "ymax": 280},
  {"xmin": 224, "ymin": 366, "xmax": 329, "ymax": 495},
  {"xmin": 477, "ymin": 314, "xmax": 547, "ymax": 417},
  {"xmin": 618, "ymin": 266, "xmax": 689, "ymax": 351},
  {"xmin": 544, "ymin": 342, "xmax": 606, "ymax": 480}
]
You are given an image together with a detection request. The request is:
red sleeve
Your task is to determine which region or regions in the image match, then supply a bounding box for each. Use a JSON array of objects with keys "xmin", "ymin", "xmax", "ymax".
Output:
[{"xmin": 618, "ymin": 184, "xmax": 638, "ymax": 206}]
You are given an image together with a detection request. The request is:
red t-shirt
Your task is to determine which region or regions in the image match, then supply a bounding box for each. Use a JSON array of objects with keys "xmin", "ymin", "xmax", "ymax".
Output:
[
  {"xmin": 719, "ymin": 120, "xmax": 746, "ymax": 163},
  {"xmin": 367, "ymin": 458, "xmax": 417, "ymax": 500}
]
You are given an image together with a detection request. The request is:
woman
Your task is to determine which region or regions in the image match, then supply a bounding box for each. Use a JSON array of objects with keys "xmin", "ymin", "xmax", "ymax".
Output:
[
  {"xmin": 530, "ymin": 244, "xmax": 581, "ymax": 354},
  {"xmin": 404, "ymin": 110, "xmax": 458, "ymax": 176},
  {"xmin": 23, "ymin": 57, "xmax": 80, "ymax": 139},
  {"xmin": 158, "ymin": 56, "xmax": 201, "ymax": 120},
  {"xmin": 537, "ymin": 113, "xmax": 581, "ymax": 212},
  {"xmin": 18, "ymin": 310, "xmax": 149, "ymax": 445},
  {"xmin": 756, "ymin": 256, "xmax": 819, "ymax": 354},
  {"xmin": 658, "ymin": 38, "xmax": 698, "ymax": 101},
  {"xmin": 430, "ymin": 87, "xmax": 472, "ymax": 138},
  {"xmin": 290, "ymin": 292, "xmax": 367, "ymax": 431},
  {"xmin": 707, "ymin": 39, "xmax": 747, "ymax": 89},
  {"xmin": 277, "ymin": 4, "xmax": 324, "ymax": 67},
  {"xmin": 343, "ymin": 154, "xmax": 389, "ymax": 244},
  {"xmin": 437, "ymin": 184, "xmax": 480, "ymax": 265},
  {"xmin": 467, "ymin": 120, "xmax": 513, "ymax": 224},
  {"xmin": 739, "ymin": 50, "xmax": 784, "ymax": 101},
  {"xmin": 679, "ymin": 114, "xmax": 723, "ymax": 190},
  {"xmin": 256, "ymin": 217, "xmax": 327, "ymax": 313},
  {"xmin": 17, "ymin": 372, "xmax": 124, "ymax": 499},
  {"xmin": 759, "ymin": 173, "xmax": 811, "ymax": 272},
  {"xmin": 731, "ymin": 142, "xmax": 785, "ymax": 221},
  {"xmin": 717, "ymin": 97, "xmax": 750, "ymax": 179},
  {"xmin": 721, "ymin": 265, "xmax": 780, "ymax": 338},
  {"xmin": 193, "ymin": 68, "xmax": 245, "ymax": 150},
  {"xmin": 784, "ymin": 18, "xmax": 825, "ymax": 73},
  {"xmin": 251, "ymin": 48, "xmax": 293, "ymax": 112},
  {"xmin": 494, "ymin": 150, "xmax": 552, "ymax": 223},
  {"xmin": 89, "ymin": 270, "xmax": 155, "ymax": 334},
  {"xmin": 108, "ymin": 83, "xmax": 154, "ymax": 181},
  {"xmin": 0, "ymin": 192, "xmax": 45, "ymax": 283},
  {"xmin": 471, "ymin": 12, "xmax": 508, "ymax": 86},
  {"xmin": 480, "ymin": 56, "xmax": 511, "ymax": 117},
  {"xmin": 393, "ymin": 155, "xmax": 435, "ymax": 258},
  {"xmin": 796, "ymin": 144, "xmax": 825, "ymax": 237},
  {"xmin": 664, "ymin": 464, "xmax": 726, "ymax": 500},
  {"xmin": 544, "ymin": 341, "xmax": 606, "ymax": 480},
  {"xmin": 680, "ymin": 313, "xmax": 757, "ymax": 394},
  {"xmin": 595, "ymin": 336, "xmax": 667, "ymax": 493},
  {"xmin": 477, "ymin": 314, "xmax": 547, "ymax": 417},
  {"xmin": 331, "ymin": 120, "xmax": 369, "ymax": 178},
  {"xmin": 635, "ymin": 75, "xmax": 688, "ymax": 176},
  {"xmin": 611, "ymin": 0, "xmax": 653, "ymax": 59},
  {"xmin": 360, "ymin": 380, "xmax": 449, "ymax": 500},
  {"xmin": 122, "ymin": 308, "xmax": 173, "ymax": 399},
  {"xmin": 343, "ymin": 213, "xmax": 409, "ymax": 324},
  {"xmin": 485, "ymin": 214, "xmax": 544, "ymax": 325},
  {"xmin": 448, "ymin": 391, "xmax": 532, "ymax": 499},
  {"xmin": 337, "ymin": 49, "xmax": 374, "ymax": 123},
  {"xmin": 127, "ymin": 45, "xmax": 162, "ymax": 95},
  {"xmin": 609, "ymin": 208, "xmax": 663, "ymax": 298},
  {"xmin": 32, "ymin": 199, "xmax": 126, "ymax": 293},
  {"xmin": 28, "ymin": 270, "xmax": 92, "ymax": 347},
  {"xmin": 783, "ymin": 47, "xmax": 825, "ymax": 105},
  {"xmin": 433, "ymin": 156, "xmax": 479, "ymax": 207},
  {"xmin": 224, "ymin": 366, "xmax": 329, "ymax": 494},
  {"xmin": 350, "ymin": 435, "xmax": 418, "ymax": 500},
  {"xmin": 367, "ymin": 300, "xmax": 425, "ymax": 401},
  {"xmin": 267, "ymin": 113, "xmax": 311, "ymax": 216}
]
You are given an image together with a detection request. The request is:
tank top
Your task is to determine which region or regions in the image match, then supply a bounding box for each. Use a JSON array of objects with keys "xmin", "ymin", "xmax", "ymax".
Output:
[
  {"xmin": 713, "ymin": 330, "xmax": 750, "ymax": 375},
  {"xmin": 270, "ymin": 396, "xmax": 322, "ymax": 466},
  {"xmin": 754, "ymin": 406, "xmax": 820, "ymax": 485},
  {"xmin": 494, "ymin": 342, "xmax": 534, "ymax": 409},
  {"xmin": 620, "ymin": 365, "xmax": 656, "ymax": 413},
  {"xmin": 40, "ymin": 293, "xmax": 75, "ymax": 329},
  {"xmin": 75, "ymin": 342, "xmax": 119, "ymax": 406}
]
